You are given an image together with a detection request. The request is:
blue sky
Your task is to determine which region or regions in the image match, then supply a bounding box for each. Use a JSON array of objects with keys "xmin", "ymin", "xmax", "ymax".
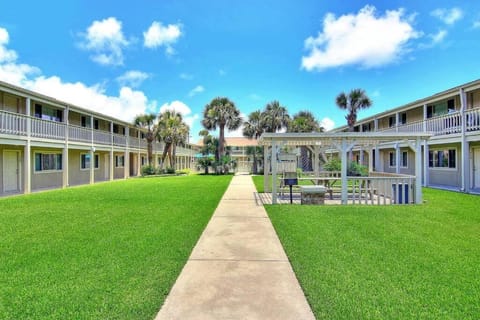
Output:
[{"xmin": 1, "ymin": 0, "xmax": 480, "ymax": 140}]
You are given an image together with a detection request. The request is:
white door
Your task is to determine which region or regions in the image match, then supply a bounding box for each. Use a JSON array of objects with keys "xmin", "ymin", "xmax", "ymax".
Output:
[
  {"xmin": 3, "ymin": 150, "xmax": 20, "ymax": 192},
  {"xmin": 474, "ymin": 148, "xmax": 480, "ymax": 189}
]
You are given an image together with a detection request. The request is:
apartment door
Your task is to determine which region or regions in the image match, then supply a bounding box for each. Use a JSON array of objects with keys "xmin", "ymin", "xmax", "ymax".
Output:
[
  {"xmin": 474, "ymin": 148, "xmax": 480, "ymax": 189},
  {"xmin": 3, "ymin": 150, "xmax": 20, "ymax": 192}
]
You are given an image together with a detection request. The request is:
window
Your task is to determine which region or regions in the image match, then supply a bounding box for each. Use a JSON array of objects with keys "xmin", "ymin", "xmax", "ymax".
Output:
[
  {"xmin": 389, "ymin": 152, "xmax": 396, "ymax": 167},
  {"xmin": 81, "ymin": 153, "xmax": 99, "ymax": 169},
  {"xmin": 35, "ymin": 153, "xmax": 62, "ymax": 172},
  {"xmin": 362, "ymin": 123, "xmax": 372, "ymax": 132},
  {"xmin": 401, "ymin": 151, "xmax": 408, "ymax": 167},
  {"xmin": 115, "ymin": 155, "xmax": 125, "ymax": 167},
  {"xmin": 429, "ymin": 149, "xmax": 456, "ymax": 168},
  {"xmin": 34, "ymin": 104, "xmax": 62, "ymax": 122},
  {"xmin": 141, "ymin": 156, "xmax": 147, "ymax": 166},
  {"xmin": 389, "ymin": 151, "xmax": 408, "ymax": 167},
  {"xmin": 81, "ymin": 116, "xmax": 91, "ymax": 128},
  {"xmin": 400, "ymin": 112, "xmax": 407, "ymax": 125},
  {"xmin": 94, "ymin": 119, "xmax": 99, "ymax": 130},
  {"xmin": 388, "ymin": 116, "xmax": 396, "ymax": 128},
  {"xmin": 427, "ymin": 99, "xmax": 455, "ymax": 118}
]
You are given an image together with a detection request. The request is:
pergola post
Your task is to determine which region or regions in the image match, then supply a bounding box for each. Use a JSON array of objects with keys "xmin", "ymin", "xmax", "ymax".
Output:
[
  {"xmin": 271, "ymin": 141, "xmax": 278, "ymax": 204},
  {"xmin": 395, "ymin": 143, "xmax": 400, "ymax": 174},
  {"xmin": 313, "ymin": 145, "xmax": 320, "ymax": 176},
  {"xmin": 340, "ymin": 139, "xmax": 348, "ymax": 205},
  {"xmin": 263, "ymin": 146, "xmax": 270, "ymax": 192}
]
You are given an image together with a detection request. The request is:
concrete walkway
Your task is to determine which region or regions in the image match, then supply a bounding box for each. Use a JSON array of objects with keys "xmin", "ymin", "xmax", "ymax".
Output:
[{"xmin": 155, "ymin": 174, "xmax": 315, "ymax": 320}]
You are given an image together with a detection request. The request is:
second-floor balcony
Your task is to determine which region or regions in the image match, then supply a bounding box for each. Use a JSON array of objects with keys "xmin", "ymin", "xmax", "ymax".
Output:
[
  {"xmin": 376, "ymin": 107, "xmax": 480, "ymax": 136},
  {"xmin": 0, "ymin": 110, "xmax": 165, "ymax": 151}
]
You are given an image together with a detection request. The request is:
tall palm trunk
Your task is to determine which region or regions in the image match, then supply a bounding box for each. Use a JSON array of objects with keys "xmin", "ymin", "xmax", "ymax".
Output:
[
  {"xmin": 219, "ymin": 125, "xmax": 225, "ymax": 158},
  {"xmin": 161, "ymin": 142, "xmax": 171, "ymax": 170}
]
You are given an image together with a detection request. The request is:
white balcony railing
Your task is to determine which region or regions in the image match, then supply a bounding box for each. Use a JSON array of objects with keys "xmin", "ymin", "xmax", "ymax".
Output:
[
  {"xmin": 0, "ymin": 110, "xmax": 27, "ymax": 136},
  {"xmin": 378, "ymin": 107, "xmax": 480, "ymax": 136},
  {"xmin": 31, "ymin": 117, "xmax": 66, "ymax": 140},
  {"xmin": 113, "ymin": 134, "xmax": 127, "ymax": 146},
  {"xmin": 69, "ymin": 125, "xmax": 91, "ymax": 143}
]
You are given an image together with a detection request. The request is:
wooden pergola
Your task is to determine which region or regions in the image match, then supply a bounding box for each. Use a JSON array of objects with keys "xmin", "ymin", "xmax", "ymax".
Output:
[{"xmin": 258, "ymin": 132, "xmax": 432, "ymax": 205}]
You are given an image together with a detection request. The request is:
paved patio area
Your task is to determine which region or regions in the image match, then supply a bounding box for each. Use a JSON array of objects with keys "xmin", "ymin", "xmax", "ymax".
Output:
[{"xmin": 155, "ymin": 173, "xmax": 314, "ymax": 320}]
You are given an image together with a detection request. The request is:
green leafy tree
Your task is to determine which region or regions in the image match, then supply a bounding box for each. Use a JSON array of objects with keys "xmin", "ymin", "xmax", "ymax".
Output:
[
  {"xmin": 202, "ymin": 97, "xmax": 242, "ymax": 165},
  {"xmin": 335, "ymin": 89, "xmax": 372, "ymax": 132},
  {"xmin": 133, "ymin": 113, "xmax": 158, "ymax": 166}
]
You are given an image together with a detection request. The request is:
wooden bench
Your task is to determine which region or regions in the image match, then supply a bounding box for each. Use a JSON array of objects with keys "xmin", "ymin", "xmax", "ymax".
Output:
[{"xmin": 300, "ymin": 185, "xmax": 326, "ymax": 205}]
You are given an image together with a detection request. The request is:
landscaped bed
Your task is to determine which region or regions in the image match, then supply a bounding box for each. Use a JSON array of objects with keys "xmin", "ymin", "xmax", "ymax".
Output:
[
  {"xmin": 0, "ymin": 175, "xmax": 231, "ymax": 319},
  {"xmin": 252, "ymin": 175, "xmax": 480, "ymax": 319}
]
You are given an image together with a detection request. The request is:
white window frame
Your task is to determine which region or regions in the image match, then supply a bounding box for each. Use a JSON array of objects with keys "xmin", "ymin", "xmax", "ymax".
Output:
[
  {"xmin": 34, "ymin": 151, "xmax": 63, "ymax": 173},
  {"xmin": 80, "ymin": 153, "xmax": 99, "ymax": 170},
  {"xmin": 115, "ymin": 155, "xmax": 125, "ymax": 168},
  {"xmin": 428, "ymin": 148, "xmax": 457, "ymax": 170}
]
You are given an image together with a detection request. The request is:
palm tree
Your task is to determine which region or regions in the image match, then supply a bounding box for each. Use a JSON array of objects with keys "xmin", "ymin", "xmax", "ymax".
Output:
[
  {"xmin": 262, "ymin": 100, "xmax": 290, "ymax": 133},
  {"xmin": 133, "ymin": 113, "xmax": 158, "ymax": 166},
  {"xmin": 202, "ymin": 97, "xmax": 242, "ymax": 160},
  {"xmin": 288, "ymin": 111, "xmax": 324, "ymax": 171},
  {"xmin": 243, "ymin": 110, "xmax": 265, "ymax": 174},
  {"xmin": 335, "ymin": 89, "xmax": 372, "ymax": 132},
  {"xmin": 157, "ymin": 110, "xmax": 189, "ymax": 170}
]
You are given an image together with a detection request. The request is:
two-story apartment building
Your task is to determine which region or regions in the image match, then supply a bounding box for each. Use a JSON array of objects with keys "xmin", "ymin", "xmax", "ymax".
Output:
[
  {"xmin": 332, "ymin": 79, "xmax": 480, "ymax": 193},
  {"xmin": 0, "ymin": 80, "xmax": 195, "ymax": 196}
]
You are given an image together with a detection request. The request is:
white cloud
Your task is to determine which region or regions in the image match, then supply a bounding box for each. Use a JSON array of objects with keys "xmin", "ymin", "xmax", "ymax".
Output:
[
  {"xmin": 188, "ymin": 85, "xmax": 204, "ymax": 97},
  {"xmin": 473, "ymin": 20, "xmax": 480, "ymax": 29},
  {"xmin": 248, "ymin": 93, "xmax": 262, "ymax": 101},
  {"xmin": 0, "ymin": 27, "xmax": 154, "ymax": 123},
  {"xmin": 219, "ymin": 69, "xmax": 227, "ymax": 76},
  {"xmin": 0, "ymin": 27, "xmax": 18, "ymax": 63},
  {"xmin": 116, "ymin": 70, "xmax": 149, "ymax": 88},
  {"xmin": 301, "ymin": 5, "xmax": 420, "ymax": 71},
  {"xmin": 80, "ymin": 17, "xmax": 129, "ymax": 66},
  {"xmin": 159, "ymin": 100, "xmax": 198, "ymax": 129},
  {"xmin": 320, "ymin": 117, "xmax": 335, "ymax": 131},
  {"xmin": 431, "ymin": 8, "xmax": 463, "ymax": 25},
  {"xmin": 179, "ymin": 73, "xmax": 193, "ymax": 80},
  {"xmin": 143, "ymin": 21, "xmax": 182, "ymax": 55},
  {"xmin": 431, "ymin": 29, "xmax": 447, "ymax": 44}
]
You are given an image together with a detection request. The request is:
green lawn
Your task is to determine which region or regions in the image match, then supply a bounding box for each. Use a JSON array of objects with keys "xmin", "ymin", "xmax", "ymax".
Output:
[
  {"xmin": 0, "ymin": 175, "xmax": 231, "ymax": 319},
  {"xmin": 252, "ymin": 176, "xmax": 480, "ymax": 319}
]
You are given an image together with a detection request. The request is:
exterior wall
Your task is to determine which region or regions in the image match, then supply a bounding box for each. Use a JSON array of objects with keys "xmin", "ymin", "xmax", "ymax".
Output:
[
  {"xmin": 1, "ymin": 92, "xmax": 25, "ymax": 113},
  {"xmin": 468, "ymin": 89, "xmax": 480, "ymax": 109},
  {"xmin": 0, "ymin": 145, "xmax": 24, "ymax": 194},
  {"xmin": 380, "ymin": 148, "xmax": 415, "ymax": 175},
  {"xmin": 31, "ymin": 147, "xmax": 63, "ymax": 191},
  {"xmin": 427, "ymin": 142, "xmax": 462, "ymax": 187},
  {"xmin": 68, "ymin": 149, "xmax": 90, "ymax": 186},
  {"xmin": 406, "ymin": 107, "xmax": 423, "ymax": 123}
]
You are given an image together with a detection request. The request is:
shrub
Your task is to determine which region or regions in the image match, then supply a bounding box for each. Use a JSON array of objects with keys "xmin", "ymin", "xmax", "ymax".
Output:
[
  {"xmin": 323, "ymin": 158, "xmax": 341, "ymax": 171},
  {"xmin": 176, "ymin": 169, "xmax": 191, "ymax": 175},
  {"xmin": 141, "ymin": 165, "xmax": 156, "ymax": 176},
  {"xmin": 348, "ymin": 162, "xmax": 368, "ymax": 176}
]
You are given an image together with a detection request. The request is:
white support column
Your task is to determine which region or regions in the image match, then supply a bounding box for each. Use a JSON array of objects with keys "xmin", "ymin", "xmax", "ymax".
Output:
[
  {"xmin": 124, "ymin": 127, "xmax": 129, "ymax": 179},
  {"xmin": 340, "ymin": 139, "xmax": 348, "ymax": 205},
  {"xmin": 360, "ymin": 148, "xmax": 364, "ymax": 166},
  {"xmin": 395, "ymin": 143, "xmax": 400, "ymax": 174},
  {"xmin": 423, "ymin": 104, "xmax": 427, "ymax": 132},
  {"xmin": 62, "ymin": 106, "xmax": 69, "ymax": 188},
  {"xmin": 375, "ymin": 146, "xmax": 380, "ymax": 172},
  {"xmin": 110, "ymin": 121, "xmax": 114, "ymax": 181},
  {"xmin": 24, "ymin": 97, "xmax": 31, "ymax": 194},
  {"xmin": 415, "ymin": 138, "xmax": 423, "ymax": 204},
  {"xmin": 368, "ymin": 148, "xmax": 374, "ymax": 172},
  {"xmin": 89, "ymin": 147, "xmax": 95, "ymax": 185},
  {"xmin": 264, "ymin": 145, "xmax": 270, "ymax": 193},
  {"xmin": 374, "ymin": 118, "xmax": 378, "ymax": 132},
  {"xmin": 423, "ymin": 142, "xmax": 429, "ymax": 187},
  {"xmin": 313, "ymin": 145, "xmax": 320, "ymax": 176},
  {"xmin": 90, "ymin": 116, "xmax": 95, "ymax": 184},
  {"xmin": 137, "ymin": 130, "xmax": 141, "ymax": 176},
  {"xmin": 460, "ymin": 88, "xmax": 469, "ymax": 192},
  {"xmin": 271, "ymin": 141, "xmax": 278, "ymax": 204}
]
